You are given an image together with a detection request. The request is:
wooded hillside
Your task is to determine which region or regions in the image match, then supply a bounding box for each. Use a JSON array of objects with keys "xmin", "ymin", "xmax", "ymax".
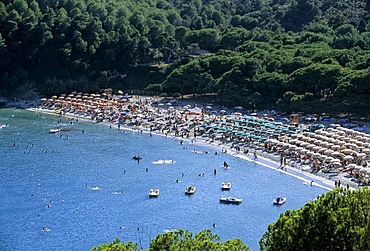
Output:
[{"xmin": 1, "ymin": 0, "xmax": 370, "ymax": 116}]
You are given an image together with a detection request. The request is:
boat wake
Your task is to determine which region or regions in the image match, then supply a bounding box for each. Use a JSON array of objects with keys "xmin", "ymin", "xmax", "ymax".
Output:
[
  {"xmin": 86, "ymin": 185, "xmax": 103, "ymax": 190},
  {"xmin": 191, "ymin": 150, "xmax": 209, "ymax": 154},
  {"xmin": 111, "ymin": 191, "xmax": 124, "ymax": 195},
  {"xmin": 152, "ymin": 160, "xmax": 176, "ymax": 164}
]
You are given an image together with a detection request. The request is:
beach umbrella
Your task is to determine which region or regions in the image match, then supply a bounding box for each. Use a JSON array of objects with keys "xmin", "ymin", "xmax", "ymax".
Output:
[
  {"xmin": 324, "ymin": 157, "xmax": 334, "ymax": 163},
  {"xmin": 342, "ymin": 149, "xmax": 355, "ymax": 154},
  {"xmin": 314, "ymin": 129, "xmax": 324, "ymax": 135},
  {"xmin": 265, "ymin": 139, "xmax": 278, "ymax": 144},
  {"xmin": 343, "ymin": 155, "xmax": 354, "ymax": 161},
  {"xmin": 299, "ymin": 136, "xmax": 309, "ymax": 142},
  {"xmin": 324, "ymin": 149, "xmax": 334, "ymax": 155},
  {"xmin": 303, "ymin": 131, "xmax": 311, "ymax": 136},
  {"xmin": 327, "ymin": 137, "xmax": 337, "ymax": 143},
  {"xmin": 289, "ymin": 139, "xmax": 298, "ymax": 144},
  {"xmin": 320, "ymin": 141, "xmax": 329, "ymax": 147},
  {"xmin": 337, "ymin": 135, "xmax": 346, "ymax": 141},
  {"xmin": 299, "ymin": 142, "xmax": 309, "ymax": 147},
  {"xmin": 295, "ymin": 147, "xmax": 304, "ymax": 152},
  {"xmin": 300, "ymin": 149, "xmax": 309, "ymax": 155},
  {"xmin": 318, "ymin": 155, "xmax": 327, "ymax": 160},
  {"xmin": 363, "ymin": 149, "xmax": 370, "ymax": 154},
  {"xmin": 306, "ymin": 144, "xmax": 316, "ymax": 149},
  {"xmin": 330, "ymin": 158, "xmax": 341, "ymax": 163},
  {"xmin": 356, "ymin": 152, "xmax": 366, "ymax": 158},
  {"xmin": 331, "ymin": 134, "xmax": 340, "ymax": 139},
  {"xmin": 326, "ymin": 143, "xmax": 335, "ymax": 148},
  {"xmin": 332, "ymin": 161, "xmax": 342, "ymax": 167},
  {"xmin": 361, "ymin": 137, "xmax": 370, "ymax": 143},
  {"xmin": 288, "ymin": 145, "xmax": 297, "ymax": 150},
  {"xmin": 312, "ymin": 146, "xmax": 321, "ymax": 152},
  {"xmin": 318, "ymin": 147, "xmax": 326, "ymax": 153},
  {"xmin": 312, "ymin": 153, "xmax": 321, "ymax": 158},
  {"xmin": 296, "ymin": 134, "xmax": 304, "ymax": 139},
  {"xmin": 312, "ymin": 139, "xmax": 322, "ymax": 145},
  {"xmin": 331, "ymin": 151, "xmax": 342, "ymax": 157}
]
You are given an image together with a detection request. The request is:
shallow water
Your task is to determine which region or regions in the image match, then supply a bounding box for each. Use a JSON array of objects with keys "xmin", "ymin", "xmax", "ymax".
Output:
[{"xmin": 0, "ymin": 108, "xmax": 326, "ymax": 251}]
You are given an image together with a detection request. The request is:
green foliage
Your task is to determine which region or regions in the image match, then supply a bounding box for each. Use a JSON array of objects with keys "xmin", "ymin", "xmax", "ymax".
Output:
[
  {"xmin": 333, "ymin": 68, "xmax": 370, "ymax": 115},
  {"xmin": 144, "ymin": 83, "xmax": 163, "ymax": 93},
  {"xmin": 92, "ymin": 229, "xmax": 249, "ymax": 251},
  {"xmin": 149, "ymin": 229, "xmax": 249, "ymax": 251},
  {"xmin": 1, "ymin": 0, "xmax": 370, "ymax": 116},
  {"xmin": 91, "ymin": 238, "xmax": 139, "ymax": 251},
  {"xmin": 260, "ymin": 188, "xmax": 370, "ymax": 251}
]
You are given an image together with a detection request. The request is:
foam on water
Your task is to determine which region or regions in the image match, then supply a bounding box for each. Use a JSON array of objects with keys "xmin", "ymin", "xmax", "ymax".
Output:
[{"xmin": 152, "ymin": 160, "xmax": 176, "ymax": 164}]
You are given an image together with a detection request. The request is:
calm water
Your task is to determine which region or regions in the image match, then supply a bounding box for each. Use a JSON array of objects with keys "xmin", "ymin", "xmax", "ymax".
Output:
[{"xmin": 0, "ymin": 108, "xmax": 326, "ymax": 251}]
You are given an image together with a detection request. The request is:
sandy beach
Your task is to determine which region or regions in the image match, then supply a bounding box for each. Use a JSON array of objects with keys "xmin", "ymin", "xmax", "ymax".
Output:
[{"xmin": 6, "ymin": 92, "xmax": 369, "ymax": 191}]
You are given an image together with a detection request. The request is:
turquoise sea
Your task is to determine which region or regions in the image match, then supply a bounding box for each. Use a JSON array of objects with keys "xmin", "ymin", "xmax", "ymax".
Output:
[{"xmin": 0, "ymin": 108, "xmax": 326, "ymax": 251}]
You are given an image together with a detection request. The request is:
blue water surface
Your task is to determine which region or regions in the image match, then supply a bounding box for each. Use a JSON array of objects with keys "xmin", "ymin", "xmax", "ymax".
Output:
[{"xmin": 0, "ymin": 108, "xmax": 326, "ymax": 251}]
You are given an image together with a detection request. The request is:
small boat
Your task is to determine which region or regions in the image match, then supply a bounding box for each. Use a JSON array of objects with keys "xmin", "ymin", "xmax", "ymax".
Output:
[
  {"xmin": 185, "ymin": 186, "xmax": 196, "ymax": 195},
  {"xmin": 60, "ymin": 128, "xmax": 71, "ymax": 132},
  {"xmin": 219, "ymin": 197, "xmax": 242, "ymax": 204},
  {"xmin": 149, "ymin": 189, "xmax": 159, "ymax": 198},
  {"xmin": 42, "ymin": 227, "xmax": 51, "ymax": 232},
  {"xmin": 49, "ymin": 128, "xmax": 61, "ymax": 133},
  {"xmin": 221, "ymin": 182, "xmax": 231, "ymax": 190},
  {"xmin": 273, "ymin": 197, "xmax": 287, "ymax": 205}
]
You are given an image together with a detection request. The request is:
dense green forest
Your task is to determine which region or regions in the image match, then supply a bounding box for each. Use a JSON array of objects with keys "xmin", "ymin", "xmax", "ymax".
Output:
[
  {"xmin": 1, "ymin": 0, "xmax": 370, "ymax": 116},
  {"xmin": 260, "ymin": 187, "xmax": 370, "ymax": 250}
]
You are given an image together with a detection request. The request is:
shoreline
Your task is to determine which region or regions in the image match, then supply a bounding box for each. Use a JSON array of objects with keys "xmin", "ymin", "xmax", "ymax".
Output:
[
  {"xmin": 27, "ymin": 105, "xmax": 338, "ymax": 191},
  {"xmin": 7, "ymin": 92, "xmax": 364, "ymax": 191}
]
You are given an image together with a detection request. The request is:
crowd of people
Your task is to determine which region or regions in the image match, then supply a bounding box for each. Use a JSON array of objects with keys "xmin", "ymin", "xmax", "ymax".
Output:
[{"xmin": 34, "ymin": 91, "xmax": 370, "ymax": 189}]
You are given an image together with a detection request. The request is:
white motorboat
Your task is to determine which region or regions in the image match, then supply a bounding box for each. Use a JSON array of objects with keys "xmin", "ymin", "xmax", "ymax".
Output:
[
  {"xmin": 221, "ymin": 182, "xmax": 231, "ymax": 190},
  {"xmin": 49, "ymin": 128, "xmax": 61, "ymax": 133},
  {"xmin": 219, "ymin": 197, "xmax": 242, "ymax": 204},
  {"xmin": 273, "ymin": 197, "xmax": 287, "ymax": 205},
  {"xmin": 185, "ymin": 186, "xmax": 196, "ymax": 195},
  {"xmin": 149, "ymin": 189, "xmax": 159, "ymax": 197}
]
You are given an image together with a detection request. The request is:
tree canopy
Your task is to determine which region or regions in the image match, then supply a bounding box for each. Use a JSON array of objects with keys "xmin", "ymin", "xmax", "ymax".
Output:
[
  {"xmin": 1, "ymin": 0, "xmax": 370, "ymax": 117},
  {"xmin": 91, "ymin": 229, "xmax": 250, "ymax": 251},
  {"xmin": 259, "ymin": 187, "xmax": 370, "ymax": 251}
]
